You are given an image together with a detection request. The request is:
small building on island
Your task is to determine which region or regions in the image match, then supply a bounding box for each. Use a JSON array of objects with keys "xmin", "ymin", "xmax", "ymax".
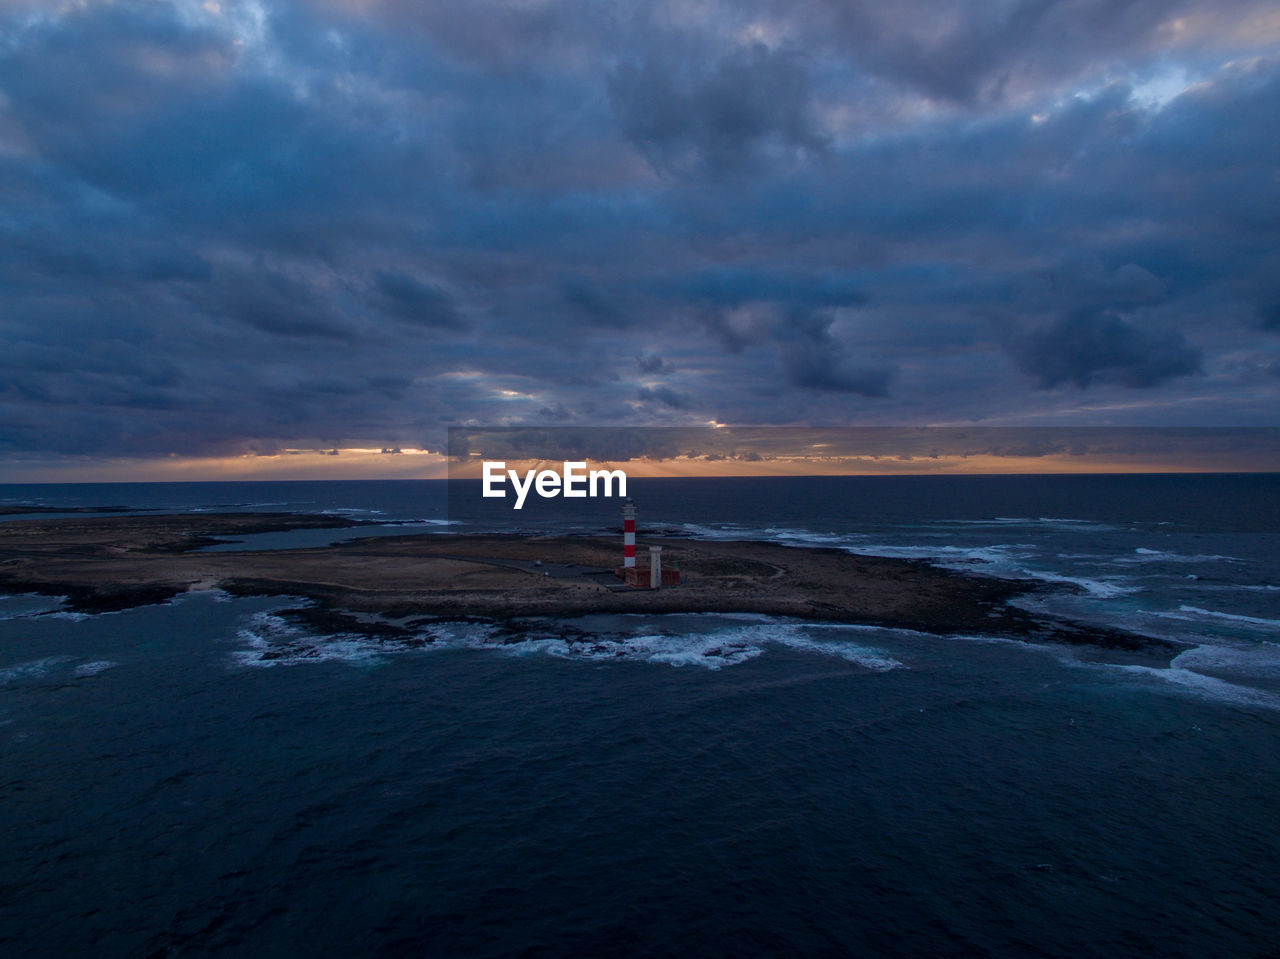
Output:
[{"xmin": 615, "ymin": 499, "xmax": 679, "ymax": 588}]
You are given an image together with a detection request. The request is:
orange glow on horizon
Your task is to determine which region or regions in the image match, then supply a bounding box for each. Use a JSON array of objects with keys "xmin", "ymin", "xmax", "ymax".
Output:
[
  {"xmin": 447, "ymin": 453, "xmax": 1264, "ymax": 479},
  {"xmin": 2, "ymin": 449, "xmax": 1277, "ymax": 484},
  {"xmin": 0, "ymin": 449, "xmax": 452, "ymax": 484}
]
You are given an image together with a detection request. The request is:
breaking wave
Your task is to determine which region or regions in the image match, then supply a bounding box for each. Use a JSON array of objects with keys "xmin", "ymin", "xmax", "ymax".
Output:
[
  {"xmin": 1099, "ymin": 661, "xmax": 1280, "ymax": 711},
  {"xmin": 0, "ymin": 656, "xmax": 73, "ymax": 684},
  {"xmin": 1, "ymin": 656, "xmax": 119, "ymax": 684},
  {"xmin": 1119, "ymin": 548, "xmax": 1241, "ymax": 564},
  {"xmin": 1176, "ymin": 605, "xmax": 1280, "ymax": 629},
  {"xmin": 229, "ymin": 612, "xmax": 909, "ymax": 672},
  {"xmin": 73, "ymin": 660, "xmax": 119, "ymax": 677},
  {"xmin": 230, "ymin": 612, "xmax": 455, "ymax": 668},
  {"xmin": 0, "ymin": 594, "xmax": 69, "ymax": 620},
  {"xmin": 1172, "ymin": 643, "xmax": 1280, "ymax": 678},
  {"xmin": 488, "ymin": 621, "xmax": 907, "ymax": 671}
]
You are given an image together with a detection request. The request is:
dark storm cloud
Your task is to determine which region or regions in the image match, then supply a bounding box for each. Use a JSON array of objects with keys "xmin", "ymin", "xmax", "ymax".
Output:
[
  {"xmin": 1011, "ymin": 308, "xmax": 1202, "ymax": 389},
  {"xmin": 673, "ymin": 269, "xmax": 865, "ymax": 311},
  {"xmin": 636, "ymin": 386, "xmax": 693, "ymax": 409},
  {"xmin": 608, "ymin": 41, "xmax": 828, "ymax": 175},
  {"xmin": 209, "ymin": 267, "xmax": 356, "ymax": 340},
  {"xmin": 373, "ymin": 272, "xmax": 467, "ymax": 330},
  {"xmin": 636, "ymin": 354, "xmax": 673, "ymax": 375},
  {"xmin": 1, "ymin": 0, "xmax": 1279, "ymax": 469},
  {"xmin": 559, "ymin": 275, "xmax": 630, "ymax": 328},
  {"xmin": 771, "ymin": 305, "xmax": 894, "ymax": 397},
  {"xmin": 781, "ymin": 345, "xmax": 896, "ymax": 397}
]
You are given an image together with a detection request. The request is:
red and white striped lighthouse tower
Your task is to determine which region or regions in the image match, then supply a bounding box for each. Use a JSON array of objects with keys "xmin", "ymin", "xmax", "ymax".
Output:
[{"xmin": 622, "ymin": 499, "xmax": 637, "ymax": 568}]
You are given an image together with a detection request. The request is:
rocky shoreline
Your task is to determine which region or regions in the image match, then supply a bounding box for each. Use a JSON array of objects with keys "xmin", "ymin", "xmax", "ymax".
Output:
[{"xmin": 0, "ymin": 512, "xmax": 1182, "ymax": 663}]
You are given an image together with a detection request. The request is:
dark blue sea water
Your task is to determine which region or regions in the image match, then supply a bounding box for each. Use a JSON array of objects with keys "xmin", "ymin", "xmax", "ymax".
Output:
[{"xmin": 2, "ymin": 476, "xmax": 1278, "ymax": 957}]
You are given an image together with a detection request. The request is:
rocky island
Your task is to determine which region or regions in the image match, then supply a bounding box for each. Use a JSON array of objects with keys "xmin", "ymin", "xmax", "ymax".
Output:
[{"xmin": 0, "ymin": 512, "xmax": 1180, "ymax": 663}]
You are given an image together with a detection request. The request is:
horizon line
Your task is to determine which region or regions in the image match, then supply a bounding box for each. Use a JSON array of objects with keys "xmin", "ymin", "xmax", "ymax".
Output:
[{"xmin": 4, "ymin": 468, "xmax": 1280, "ymax": 486}]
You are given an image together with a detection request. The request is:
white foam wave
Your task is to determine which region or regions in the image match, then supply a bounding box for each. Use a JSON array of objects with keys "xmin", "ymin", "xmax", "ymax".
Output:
[
  {"xmin": 233, "ymin": 622, "xmax": 382, "ymax": 668},
  {"xmin": 847, "ymin": 544, "xmax": 1140, "ymax": 599},
  {"xmin": 944, "ymin": 516, "xmax": 1121, "ymax": 532},
  {"xmin": 73, "ymin": 660, "xmax": 118, "ymax": 677},
  {"xmin": 230, "ymin": 612, "xmax": 453, "ymax": 668},
  {"xmin": 0, "ymin": 656, "xmax": 73, "ymax": 684},
  {"xmin": 1181, "ymin": 583, "xmax": 1280, "ymax": 596},
  {"xmin": 773, "ymin": 632, "xmax": 904, "ymax": 670},
  {"xmin": 386, "ymin": 518, "xmax": 459, "ymax": 527},
  {"xmin": 1104, "ymin": 663, "xmax": 1280, "ymax": 711},
  {"xmin": 1177, "ymin": 606, "xmax": 1280, "ymax": 629},
  {"xmin": 1119, "ymin": 549, "xmax": 1241, "ymax": 564},
  {"xmin": 1172, "ymin": 644, "xmax": 1280, "ymax": 677},
  {"xmin": 493, "ymin": 632, "xmax": 767, "ymax": 669},
  {"xmin": 0, "ymin": 594, "xmax": 69, "ymax": 620},
  {"xmin": 679, "ymin": 522, "xmax": 755, "ymax": 540},
  {"xmin": 841, "ymin": 543, "xmax": 1030, "ymax": 566},
  {"xmin": 761, "ymin": 527, "xmax": 850, "ymax": 546},
  {"xmin": 680, "ymin": 523, "xmax": 1152, "ymax": 605},
  {"xmin": 1022, "ymin": 570, "xmax": 1141, "ymax": 598},
  {"xmin": 229, "ymin": 611, "xmax": 910, "ymax": 672},
  {"xmin": 949, "ymin": 517, "xmax": 1039, "ymax": 525},
  {"xmin": 490, "ymin": 621, "xmax": 907, "ymax": 671},
  {"xmin": 945, "ymin": 633, "xmax": 1081, "ymax": 665}
]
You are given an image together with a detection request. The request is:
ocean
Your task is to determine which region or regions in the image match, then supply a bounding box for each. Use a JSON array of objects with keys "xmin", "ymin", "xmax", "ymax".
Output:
[{"xmin": 1, "ymin": 475, "xmax": 1278, "ymax": 957}]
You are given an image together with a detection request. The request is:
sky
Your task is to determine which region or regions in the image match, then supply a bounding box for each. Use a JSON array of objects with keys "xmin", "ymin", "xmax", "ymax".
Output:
[
  {"xmin": 2, "ymin": 0, "xmax": 1279, "ymax": 480},
  {"xmin": 446, "ymin": 426, "xmax": 1280, "ymax": 475}
]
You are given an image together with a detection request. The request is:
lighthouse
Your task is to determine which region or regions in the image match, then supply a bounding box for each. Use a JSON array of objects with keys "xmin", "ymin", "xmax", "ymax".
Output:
[
  {"xmin": 615, "ymin": 498, "xmax": 680, "ymax": 587},
  {"xmin": 622, "ymin": 499, "xmax": 636, "ymax": 568}
]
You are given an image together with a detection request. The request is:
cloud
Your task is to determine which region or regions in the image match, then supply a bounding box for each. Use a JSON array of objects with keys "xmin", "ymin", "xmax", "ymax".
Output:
[
  {"xmin": 208, "ymin": 266, "xmax": 356, "ymax": 340},
  {"xmin": 770, "ymin": 304, "xmax": 894, "ymax": 396},
  {"xmin": 781, "ymin": 343, "xmax": 895, "ymax": 396},
  {"xmin": 760, "ymin": 0, "xmax": 1280, "ymax": 107},
  {"xmin": 374, "ymin": 271, "xmax": 467, "ymax": 330},
  {"xmin": 1011, "ymin": 308, "xmax": 1202, "ymax": 389},
  {"xmin": 636, "ymin": 353, "xmax": 673, "ymax": 374},
  {"xmin": 447, "ymin": 425, "xmax": 1280, "ymax": 472},
  {"xmin": 1, "ymin": 0, "xmax": 1279, "ymax": 469},
  {"xmin": 609, "ymin": 41, "xmax": 828, "ymax": 175},
  {"xmin": 1259, "ymin": 298, "xmax": 1280, "ymax": 331},
  {"xmin": 636, "ymin": 385, "xmax": 693, "ymax": 409},
  {"xmin": 560, "ymin": 275, "xmax": 629, "ymax": 328}
]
